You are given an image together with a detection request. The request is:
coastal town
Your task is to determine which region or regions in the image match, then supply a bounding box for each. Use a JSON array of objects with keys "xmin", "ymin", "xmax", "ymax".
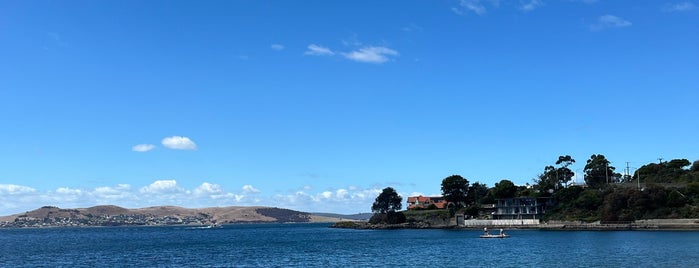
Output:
[{"xmin": 0, "ymin": 207, "xmax": 213, "ymax": 228}]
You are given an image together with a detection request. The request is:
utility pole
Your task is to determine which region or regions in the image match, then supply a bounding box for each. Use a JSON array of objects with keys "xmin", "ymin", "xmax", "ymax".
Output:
[
  {"xmin": 626, "ymin": 162, "xmax": 630, "ymax": 182},
  {"xmin": 658, "ymin": 157, "xmax": 664, "ymax": 164},
  {"xmin": 605, "ymin": 163, "xmax": 609, "ymax": 184}
]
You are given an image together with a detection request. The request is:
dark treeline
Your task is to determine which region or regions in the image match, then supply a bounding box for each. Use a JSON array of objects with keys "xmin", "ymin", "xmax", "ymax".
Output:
[
  {"xmin": 539, "ymin": 155, "xmax": 699, "ymax": 222},
  {"xmin": 371, "ymin": 155, "xmax": 699, "ymax": 223}
]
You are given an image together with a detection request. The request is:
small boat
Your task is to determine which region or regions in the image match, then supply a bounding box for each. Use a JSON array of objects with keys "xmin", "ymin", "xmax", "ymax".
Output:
[
  {"xmin": 479, "ymin": 234, "xmax": 510, "ymax": 238},
  {"xmin": 479, "ymin": 228, "xmax": 509, "ymax": 238}
]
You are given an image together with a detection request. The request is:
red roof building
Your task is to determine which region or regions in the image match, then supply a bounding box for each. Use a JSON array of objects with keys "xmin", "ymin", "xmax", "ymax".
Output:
[{"xmin": 407, "ymin": 195, "xmax": 447, "ymax": 210}]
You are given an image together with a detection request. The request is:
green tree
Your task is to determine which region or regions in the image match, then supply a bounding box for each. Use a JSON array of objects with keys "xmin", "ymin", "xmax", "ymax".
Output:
[
  {"xmin": 556, "ymin": 155, "xmax": 576, "ymax": 168},
  {"xmin": 467, "ymin": 182, "xmax": 489, "ymax": 205},
  {"xmin": 441, "ymin": 175, "xmax": 469, "ymax": 208},
  {"xmin": 536, "ymin": 155, "xmax": 577, "ymax": 194},
  {"xmin": 371, "ymin": 187, "xmax": 402, "ymax": 214},
  {"xmin": 584, "ymin": 154, "xmax": 619, "ymax": 188},
  {"xmin": 555, "ymin": 155, "xmax": 576, "ymax": 186},
  {"xmin": 573, "ymin": 189, "xmax": 602, "ymax": 211},
  {"xmin": 492, "ymin": 179, "xmax": 517, "ymax": 199},
  {"xmin": 636, "ymin": 159, "xmax": 692, "ymax": 183},
  {"xmin": 536, "ymin": 165, "xmax": 559, "ymax": 195},
  {"xmin": 684, "ymin": 160, "xmax": 699, "ymax": 182}
]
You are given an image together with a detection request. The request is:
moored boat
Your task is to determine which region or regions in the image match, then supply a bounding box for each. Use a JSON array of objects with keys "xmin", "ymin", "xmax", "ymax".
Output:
[
  {"xmin": 479, "ymin": 234, "xmax": 510, "ymax": 238},
  {"xmin": 479, "ymin": 227, "xmax": 509, "ymax": 238}
]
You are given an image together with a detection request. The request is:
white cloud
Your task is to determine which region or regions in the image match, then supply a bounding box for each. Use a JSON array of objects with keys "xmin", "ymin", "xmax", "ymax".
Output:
[
  {"xmin": 140, "ymin": 180, "xmax": 183, "ymax": 194},
  {"xmin": 0, "ymin": 184, "xmax": 37, "ymax": 194},
  {"xmin": 321, "ymin": 191, "xmax": 332, "ymax": 199},
  {"xmin": 194, "ymin": 182, "xmax": 223, "ymax": 195},
  {"xmin": 457, "ymin": 0, "xmax": 487, "ymax": 15},
  {"xmin": 343, "ymin": 46, "xmax": 398, "ymax": 64},
  {"xmin": 453, "ymin": 0, "xmax": 501, "ymax": 15},
  {"xmin": 273, "ymin": 186, "xmax": 383, "ymax": 213},
  {"xmin": 132, "ymin": 144, "xmax": 155, "ymax": 152},
  {"xmin": 590, "ymin": 15, "xmax": 632, "ymax": 31},
  {"xmin": 271, "ymin": 44, "xmax": 285, "ymax": 51},
  {"xmin": 336, "ymin": 189, "xmax": 349, "ymax": 199},
  {"xmin": 521, "ymin": 0, "xmax": 544, "ymax": 12},
  {"xmin": 242, "ymin": 184, "xmax": 260, "ymax": 194},
  {"xmin": 161, "ymin": 136, "xmax": 197, "ymax": 150},
  {"xmin": 92, "ymin": 184, "xmax": 133, "ymax": 201},
  {"xmin": 664, "ymin": 2, "xmax": 696, "ymax": 12},
  {"xmin": 304, "ymin": 44, "xmax": 335, "ymax": 56},
  {"xmin": 56, "ymin": 187, "xmax": 82, "ymax": 195}
]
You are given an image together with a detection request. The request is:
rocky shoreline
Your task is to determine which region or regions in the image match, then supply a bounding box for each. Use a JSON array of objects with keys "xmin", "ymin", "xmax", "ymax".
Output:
[{"xmin": 332, "ymin": 218, "xmax": 699, "ymax": 231}]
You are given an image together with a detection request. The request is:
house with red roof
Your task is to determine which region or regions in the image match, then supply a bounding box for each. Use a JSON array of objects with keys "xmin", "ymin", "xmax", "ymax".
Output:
[{"xmin": 406, "ymin": 195, "xmax": 447, "ymax": 210}]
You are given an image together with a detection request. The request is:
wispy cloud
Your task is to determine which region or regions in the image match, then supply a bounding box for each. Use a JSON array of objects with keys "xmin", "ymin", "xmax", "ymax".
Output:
[
  {"xmin": 454, "ymin": 0, "xmax": 546, "ymax": 15},
  {"xmin": 161, "ymin": 136, "xmax": 197, "ymax": 150},
  {"xmin": 270, "ymin": 44, "xmax": 285, "ymax": 51},
  {"xmin": 304, "ymin": 44, "xmax": 335, "ymax": 56},
  {"xmin": 402, "ymin": 23, "xmax": 423, "ymax": 32},
  {"xmin": 455, "ymin": 0, "xmax": 488, "ymax": 15},
  {"xmin": 568, "ymin": 0, "xmax": 597, "ymax": 4},
  {"xmin": 242, "ymin": 184, "xmax": 260, "ymax": 194},
  {"xmin": 521, "ymin": 0, "xmax": 544, "ymax": 12},
  {"xmin": 590, "ymin": 15, "xmax": 632, "ymax": 31},
  {"xmin": 663, "ymin": 2, "xmax": 696, "ymax": 12},
  {"xmin": 132, "ymin": 144, "xmax": 155, "ymax": 152},
  {"xmin": 343, "ymin": 46, "xmax": 399, "ymax": 64},
  {"xmin": 0, "ymin": 184, "xmax": 37, "ymax": 195},
  {"xmin": 304, "ymin": 43, "xmax": 399, "ymax": 64}
]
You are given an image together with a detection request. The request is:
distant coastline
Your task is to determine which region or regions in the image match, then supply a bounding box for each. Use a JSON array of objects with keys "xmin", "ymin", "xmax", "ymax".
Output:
[{"xmin": 0, "ymin": 205, "xmax": 356, "ymax": 228}]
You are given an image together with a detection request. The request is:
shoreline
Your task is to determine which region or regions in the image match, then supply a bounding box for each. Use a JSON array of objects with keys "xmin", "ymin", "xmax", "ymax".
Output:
[{"xmin": 332, "ymin": 218, "xmax": 699, "ymax": 231}]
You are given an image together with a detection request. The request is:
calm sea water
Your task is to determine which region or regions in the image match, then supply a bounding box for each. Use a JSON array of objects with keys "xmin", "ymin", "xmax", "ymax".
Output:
[{"xmin": 1, "ymin": 223, "xmax": 697, "ymax": 267}]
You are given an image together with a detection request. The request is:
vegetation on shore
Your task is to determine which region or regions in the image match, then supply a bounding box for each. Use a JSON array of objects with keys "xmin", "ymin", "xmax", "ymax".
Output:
[
  {"xmin": 365, "ymin": 155, "xmax": 699, "ymax": 226},
  {"xmin": 538, "ymin": 155, "xmax": 699, "ymax": 222}
]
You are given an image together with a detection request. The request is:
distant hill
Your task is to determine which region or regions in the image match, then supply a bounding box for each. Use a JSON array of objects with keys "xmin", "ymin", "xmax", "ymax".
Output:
[{"xmin": 0, "ymin": 205, "xmax": 349, "ymax": 228}]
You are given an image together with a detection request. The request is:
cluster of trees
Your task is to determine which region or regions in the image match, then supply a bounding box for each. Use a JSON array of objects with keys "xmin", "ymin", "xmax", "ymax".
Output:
[
  {"xmin": 370, "ymin": 154, "xmax": 699, "ymax": 223},
  {"xmin": 633, "ymin": 159, "xmax": 699, "ymax": 183}
]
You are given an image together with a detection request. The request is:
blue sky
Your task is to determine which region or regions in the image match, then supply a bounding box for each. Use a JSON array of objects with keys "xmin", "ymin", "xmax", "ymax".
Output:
[{"xmin": 1, "ymin": 0, "xmax": 698, "ymax": 215}]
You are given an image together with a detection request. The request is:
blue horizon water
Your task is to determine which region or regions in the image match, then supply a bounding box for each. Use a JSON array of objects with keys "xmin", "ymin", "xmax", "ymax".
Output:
[{"xmin": 1, "ymin": 223, "xmax": 697, "ymax": 267}]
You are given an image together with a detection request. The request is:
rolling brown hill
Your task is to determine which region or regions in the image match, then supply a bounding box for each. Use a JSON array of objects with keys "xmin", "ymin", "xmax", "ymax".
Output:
[{"xmin": 0, "ymin": 205, "xmax": 346, "ymax": 227}]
